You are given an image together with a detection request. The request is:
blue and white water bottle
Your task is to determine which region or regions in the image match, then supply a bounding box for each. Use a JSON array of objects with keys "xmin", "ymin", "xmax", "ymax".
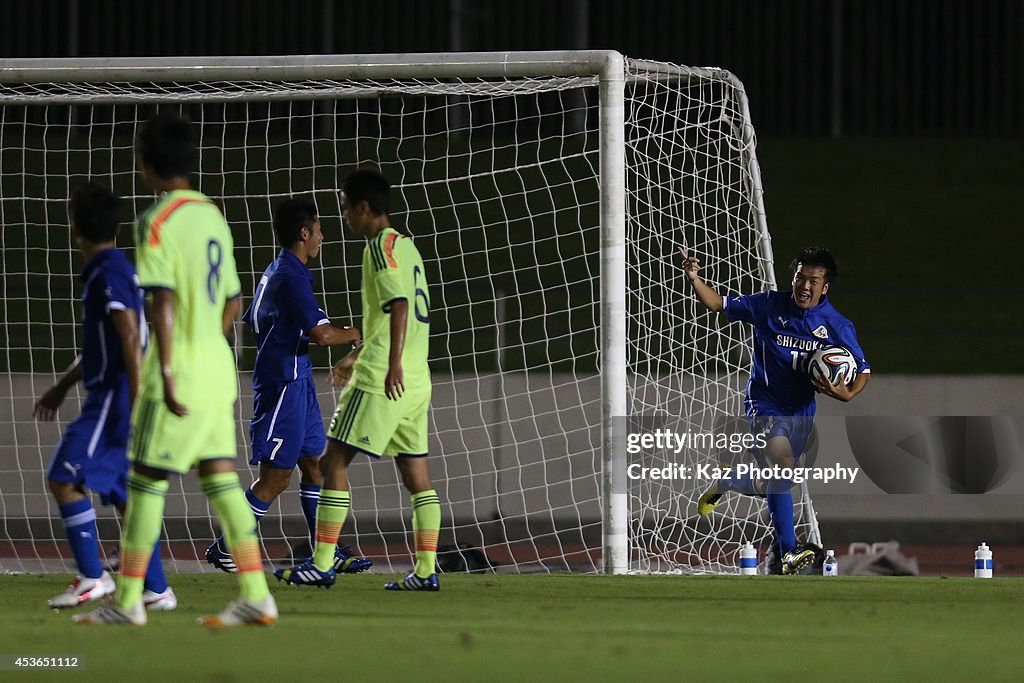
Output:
[
  {"xmin": 974, "ymin": 542, "xmax": 993, "ymax": 578},
  {"xmin": 823, "ymin": 549, "xmax": 839, "ymax": 576},
  {"xmin": 739, "ymin": 542, "xmax": 757, "ymax": 575}
]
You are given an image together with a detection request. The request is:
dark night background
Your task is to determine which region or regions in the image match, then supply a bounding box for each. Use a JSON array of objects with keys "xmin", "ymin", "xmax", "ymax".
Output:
[{"xmin": 2, "ymin": 0, "xmax": 1022, "ymax": 372}]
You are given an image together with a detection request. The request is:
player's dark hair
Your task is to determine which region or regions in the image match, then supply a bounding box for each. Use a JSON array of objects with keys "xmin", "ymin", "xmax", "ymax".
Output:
[
  {"xmin": 70, "ymin": 181, "xmax": 121, "ymax": 244},
  {"xmin": 135, "ymin": 111, "xmax": 197, "ymax": 180},
  {"xmin": 274, "ymin": 197, "xmax": 319, "ymax": 248},
  {"xmin": 791, "ymin": 246, "xmax": 839, "ymax": 283},
  {"xmin": 343, "ymin": 168, "xmax": 390, "ymax": 216}
]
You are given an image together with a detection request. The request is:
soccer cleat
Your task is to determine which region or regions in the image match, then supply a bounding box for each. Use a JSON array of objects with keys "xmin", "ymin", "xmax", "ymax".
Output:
[
  {"xmin": 762, "ymin": 545, "xmax": 784, "ymax": 575},
  {"xmin": 143, "ymin": 586, "xmax": 178, "ymax": 611},
  {"xmin": 198, "ymin": 594, "xmax": 278, "ymax": 628},
  {"xmin": 72, "ymin": 601, "xmax": 146, "ymax": 626},
  {"xmin": 334, "ymin": 545, "xmax": 373, "ymax": 574},
  {"xmin": 205, "ymin": 539, "xmax": 237, "ymax": 573},
  {"xmin": 782, "ymin": 546, "xmax": 818, "ymax": 575},
  {"xmin": 274, "ymin": 560, "xmax": 336, "ymax": 588},
  {"xmin": 696, "ymin": 481, "xmax": 724, "ymax": 517},
  {"xmin": 48, "ymin": 571, "xmax": 116, "ymax": 609},
  {"xmin": 384, "ymin": 572, "xmax": 440, "ymax": 592}
]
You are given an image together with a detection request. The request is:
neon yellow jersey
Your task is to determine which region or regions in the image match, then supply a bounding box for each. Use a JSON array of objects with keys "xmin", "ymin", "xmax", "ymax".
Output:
[
  {"xmin": 351, "ymin": 227, "xmax": 431, "ymax": 395},
  {"xmin": 134, "ymin": 189, "xmax": 242, "ymax": 406}
]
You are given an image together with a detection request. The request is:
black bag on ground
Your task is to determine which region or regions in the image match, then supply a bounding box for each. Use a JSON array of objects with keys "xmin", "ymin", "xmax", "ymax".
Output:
[{"xmin": 436, "ymin": 543, "xmax": 496, "ymax": 573}]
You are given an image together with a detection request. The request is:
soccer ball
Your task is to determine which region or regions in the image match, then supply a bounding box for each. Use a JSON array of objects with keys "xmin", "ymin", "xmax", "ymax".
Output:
[{"xmin": 808, "ymin": 346, "xmax": 857, "ymax": 386}]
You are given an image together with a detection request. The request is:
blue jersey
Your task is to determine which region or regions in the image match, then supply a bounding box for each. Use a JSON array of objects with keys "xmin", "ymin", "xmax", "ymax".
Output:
[
  {"xmin": 244, "ymin": 249, "xmax": 330, "ymax": 391},
  {"xmin": 79, "ymin": 249, "xmax": 147, "ymax": 390},
  {"xmin": 724, "ymin": 290, "xmax": 870, "ymax": 414}
]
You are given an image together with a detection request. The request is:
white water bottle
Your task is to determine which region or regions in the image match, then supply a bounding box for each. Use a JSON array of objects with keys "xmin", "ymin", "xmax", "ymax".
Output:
[
  {"xmin": 975, "ymin": 543, "xmax": 993, "ymax": 578},
  {"xmin": 822, "ymin": 549, "xmax": 839, "ymax": 576},
  {"xmin": 739, "ymin": 542, "xmax": 758, "ymax": 575}
]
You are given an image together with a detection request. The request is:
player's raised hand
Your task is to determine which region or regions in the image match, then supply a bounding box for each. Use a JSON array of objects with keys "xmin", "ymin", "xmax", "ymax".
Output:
[
  {"xmin": 678, "ymin": 247, "xmax": 701, "ymax": 281},
  {"xmin": 678, "ymin": 246, "xmax": 725, "ymax": 311},
  {"xmin": 33, "ymin": 383, "xmax": 69, "ymax": 421},
  {"xmin": 341, "ymin": 326, "xmax": 361, "ymax": 344}
]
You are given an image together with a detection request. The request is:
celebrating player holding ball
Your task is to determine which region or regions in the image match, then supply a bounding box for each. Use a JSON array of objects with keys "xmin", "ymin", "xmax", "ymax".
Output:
[{"xmin": 680, "ymin": 246, "xmax": 870, "ymax": 573}]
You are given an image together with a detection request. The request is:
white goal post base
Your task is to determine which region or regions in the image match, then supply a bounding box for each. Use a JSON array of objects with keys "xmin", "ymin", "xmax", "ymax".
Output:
[{"xmin": 0, "ymin": 51, "xmax": 818, "ymax": 576}]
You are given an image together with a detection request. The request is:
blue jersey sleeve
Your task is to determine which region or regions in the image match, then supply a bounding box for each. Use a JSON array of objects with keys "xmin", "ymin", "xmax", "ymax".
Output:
[
  {"xmin": 833, "ymin": 320, "xmax": 871, "ymax": 374},
  {"xmin": 277, "ymin": 272, "xmax": 330, "ymax": 334},
  {"xmin": 724, "ymin": 292, "xmax": 768, "ymax": 325},
  {"xmin": 103, "ymin": 268, "xmax": 137, "ymax": 315}
]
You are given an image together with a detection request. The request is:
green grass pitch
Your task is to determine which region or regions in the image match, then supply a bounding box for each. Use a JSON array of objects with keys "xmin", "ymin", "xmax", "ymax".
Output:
[{"xmin": 1, "ymin": 573, "xmax": 1021, "ymax": 682}]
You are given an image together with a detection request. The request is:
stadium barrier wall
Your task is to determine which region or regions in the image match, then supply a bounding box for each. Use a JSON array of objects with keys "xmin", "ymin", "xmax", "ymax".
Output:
[{"xmin": 4, "ymin": 373, "xmax": 1021, "ymax": 530}]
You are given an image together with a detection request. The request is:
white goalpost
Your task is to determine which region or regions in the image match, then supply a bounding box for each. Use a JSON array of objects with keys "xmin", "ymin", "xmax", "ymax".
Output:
[{"xmin": 0, "ymin": 51, "xmax": 819, "ymax": 576}]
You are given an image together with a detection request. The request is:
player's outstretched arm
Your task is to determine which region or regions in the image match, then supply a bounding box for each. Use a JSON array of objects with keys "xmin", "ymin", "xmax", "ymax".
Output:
[
  {"xmin": 813, "ymin": 371, "xmax": 870, "ymax": 402},
  {"xmin": 385, "ymin": 299, "xmax": 408, "ymax": 400},
  {"xmin": 678, "ymin": 247, "xmax": 724, "ymax": 312},
  {"xmin": 110, "ymin": 309, "xmax": 142, "ymax": 409},
  {"xmin": 32, "ymin": 355, "xmax": 83, "ymax": 421},
  {"xmin": 152, "ymin": 289, "xmax": 188, "ymax": 417},
  {"xmin": 309, "ymin": 323, "xmax": 361, "ymax": 347}
]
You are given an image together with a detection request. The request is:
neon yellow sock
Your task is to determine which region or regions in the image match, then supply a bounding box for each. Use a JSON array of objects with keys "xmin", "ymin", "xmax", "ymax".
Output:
[
  {"xmin": 116, "ymin": 471, "xmax": 169, "ymax": 610},
  {"xmin": 312, "ymin": 489, "xmax": 350, "ymax": 571},
  {"xmin": 411, "ymin": 489, "xmax": 441, "ymax": 577},
  {"xmin": 201, "ymin": 472, "xmax": 268, "ymax": 602}
]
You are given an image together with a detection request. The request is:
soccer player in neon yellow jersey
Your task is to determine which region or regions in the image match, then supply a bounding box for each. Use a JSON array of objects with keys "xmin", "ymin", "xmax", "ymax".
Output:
[
  {"xmin": 276, "ymin": 169, "xmax": 442, "ymax": 591},
  {"xmin": 75, "ymin": 112, "xmax": 276, "ymax": 626}
]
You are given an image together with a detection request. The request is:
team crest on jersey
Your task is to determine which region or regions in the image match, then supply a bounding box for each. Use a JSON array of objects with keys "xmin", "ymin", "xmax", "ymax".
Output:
[{"xmin": 812, "ymin": 325, "xmax": 829, "ymax": 339}]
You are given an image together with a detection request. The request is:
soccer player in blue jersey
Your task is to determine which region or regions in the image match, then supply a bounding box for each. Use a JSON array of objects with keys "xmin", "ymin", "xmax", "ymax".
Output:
[
  {"xmin": 204, "ymin": 197, "xmax": 371, "ymax": 575},
  {"xmin": 33, "ymin": 182, "xmax": 174, "ymax": 611},
  {"xmin": 681, "ymin": 246, "xmax": 870, "ymax": 573}
]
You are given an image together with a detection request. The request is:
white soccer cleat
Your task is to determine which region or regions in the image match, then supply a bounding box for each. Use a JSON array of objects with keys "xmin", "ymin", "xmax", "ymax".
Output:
[
  {"xmin": 72, "ymin": 600, "xmax": 146, "ymax": 626},
  {"xmin": 47, "ymin": 571, "xmax": 116, "ymax": 609},
  {"xmin": 143, "ymin": 586, "xmax": 178, "ymax": 611},
  {"xmin": 198, "ymin": 594, "xmax": 278, "ymax": 628}
]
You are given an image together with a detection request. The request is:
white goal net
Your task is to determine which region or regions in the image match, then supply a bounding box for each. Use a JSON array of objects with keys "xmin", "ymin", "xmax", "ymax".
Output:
[{"xmin": 0, "ymin": 52, "xmax": 817, "ymax": 576}]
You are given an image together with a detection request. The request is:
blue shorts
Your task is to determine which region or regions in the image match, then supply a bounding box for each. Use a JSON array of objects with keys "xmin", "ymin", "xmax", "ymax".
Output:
[
  {"xmin": 745, "ymin": 399, "xmax": 815, "ymax": 465},
  {"xmin": 46, "ymin": 382, "xmax": 131, "ymax": 506},
  {"xmin": 249, "ymin": 376, "xmax": 326, "ymax": 470}
]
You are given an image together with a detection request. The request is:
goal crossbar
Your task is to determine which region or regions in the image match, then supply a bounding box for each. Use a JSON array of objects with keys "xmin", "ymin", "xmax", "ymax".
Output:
[{"xmin": 0, "ymin": 51, "xmax": 726, "ymax": 84}]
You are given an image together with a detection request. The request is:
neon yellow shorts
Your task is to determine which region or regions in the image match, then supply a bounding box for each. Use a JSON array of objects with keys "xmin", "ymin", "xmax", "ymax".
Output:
[
  {"xmin": 129, "ymin": 396, "xmax": 237, "ymax": 474},
  {"xmin": 326, "ymin": 384, "xmax": 430, "ymax": 458}
]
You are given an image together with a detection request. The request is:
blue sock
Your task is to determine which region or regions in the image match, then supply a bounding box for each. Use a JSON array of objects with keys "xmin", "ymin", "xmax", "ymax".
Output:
[
  {"xmin": 59, "ymin": 498, "xmax": 103, "ymax": 579},
  {"xmin": 299, "ymin": 483, "xmax": 321, "ymax": 545},
  {"xmin": 245, "ymin": 486, "xmax": 272, "ymax": 522},
  {"xmin": 767, "ymin": 491, "xmax": 797, "ymax": 555},
  {"xmin": 215, "ymin": 486, "xmax": 271, "ymax": 550},
  {"xmin": 144, "ymin": 538, "xmax": 168, "ymax": 593}
]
